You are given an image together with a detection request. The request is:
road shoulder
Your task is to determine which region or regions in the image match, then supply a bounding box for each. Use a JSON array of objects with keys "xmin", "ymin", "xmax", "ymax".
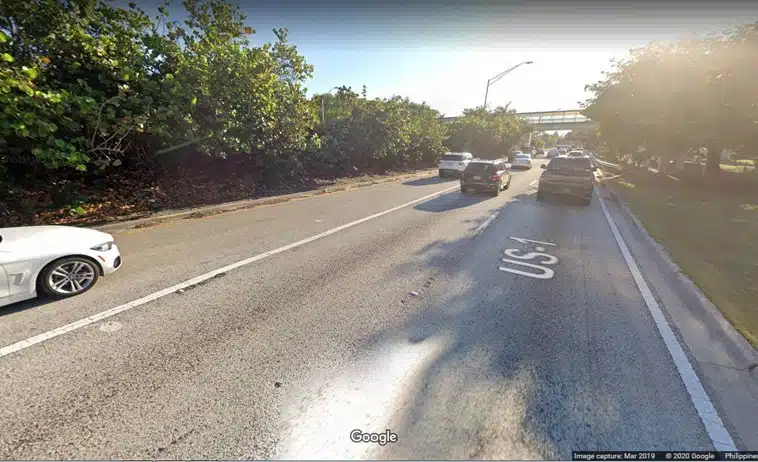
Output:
[
  {"xmin": 598, "ymin": 185, "xmax": 758, "ymax": 450},
  {"xmin": 96, "ymin": 169, "xmax": 438, "ymax": 232}
]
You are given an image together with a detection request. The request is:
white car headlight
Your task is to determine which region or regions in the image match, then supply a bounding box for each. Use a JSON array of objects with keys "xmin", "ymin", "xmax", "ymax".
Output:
[{"xmin": 91, "ymin": 242, "xmax": 114, "ymax": 252}]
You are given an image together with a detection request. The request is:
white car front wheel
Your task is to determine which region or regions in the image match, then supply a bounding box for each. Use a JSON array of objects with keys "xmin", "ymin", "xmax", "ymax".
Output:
[{"xmin": 39, "ymin": 257, "xmax": 100, "ymax": 297}]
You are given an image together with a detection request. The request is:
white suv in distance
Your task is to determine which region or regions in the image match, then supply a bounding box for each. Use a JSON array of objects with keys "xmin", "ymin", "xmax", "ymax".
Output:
[{"xmin": 438, "ymin": 152, "xmax": 473, "ymax": 178}]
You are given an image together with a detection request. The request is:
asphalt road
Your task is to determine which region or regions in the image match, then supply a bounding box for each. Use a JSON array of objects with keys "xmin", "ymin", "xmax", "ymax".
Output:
[{"xmin": 0, "ymin": 160, "xmax": 736, "ymax": 459}]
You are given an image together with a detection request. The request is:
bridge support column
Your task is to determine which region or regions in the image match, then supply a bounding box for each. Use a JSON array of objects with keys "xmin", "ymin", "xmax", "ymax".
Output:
[{"xmin": 525, "ymin": 132, "xmax": 532, "ymax": 147}]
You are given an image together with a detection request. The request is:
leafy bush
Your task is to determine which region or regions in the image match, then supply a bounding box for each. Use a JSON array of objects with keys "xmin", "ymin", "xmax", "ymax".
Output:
[
  {"xmin": 315, "ymin": 88, "xmax": 448, "ymax": 174},
  {"xmin": 445, "ymin": 106, "xmax": 530, "ymax": 159},
  {"xmin": 1, "ymin": 0, "xmax": 511, "ymax": 221}
]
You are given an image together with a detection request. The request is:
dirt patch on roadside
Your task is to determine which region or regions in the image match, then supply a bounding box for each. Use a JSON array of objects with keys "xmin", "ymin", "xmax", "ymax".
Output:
[{"xmin": 2, "ymin": 166, "xmax": 436, "ymax": 228}]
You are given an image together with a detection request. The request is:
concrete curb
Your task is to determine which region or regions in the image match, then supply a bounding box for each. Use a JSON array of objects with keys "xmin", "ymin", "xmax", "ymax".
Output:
[
  {"xmin": 603, "ymin": 185, "xmax": 758, "ymax": 365},
  {"xmin": 97, "ymin": 169, "xmax": 437, "ymax": 232}
]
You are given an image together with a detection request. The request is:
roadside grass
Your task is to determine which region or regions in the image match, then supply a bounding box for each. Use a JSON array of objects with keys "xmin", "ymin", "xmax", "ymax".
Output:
[{"xmin": 610, "ymin": 173, "xmax": 758, "ymax": 348}]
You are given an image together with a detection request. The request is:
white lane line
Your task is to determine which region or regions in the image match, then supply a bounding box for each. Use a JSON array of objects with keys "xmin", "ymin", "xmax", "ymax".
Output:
[
  {"xmin": 598, "ymin": 194, "xmax": 737, "ymax": 451},
  {"xmin": 0, "ymin": 185, "xmax": 459, "ymax": 359},
  {"xmin": 475, "ymin": 211, "xmax": 500, "ymax": 234},
  {"xmin": 529, "ymin": 179, "xmax": 538, "ymax": 187}
]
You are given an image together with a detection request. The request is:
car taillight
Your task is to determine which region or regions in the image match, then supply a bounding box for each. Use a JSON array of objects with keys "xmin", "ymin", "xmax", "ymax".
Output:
[{"xmin": 490, "ymin": 174, "xmax": 499, "ymax": 182}]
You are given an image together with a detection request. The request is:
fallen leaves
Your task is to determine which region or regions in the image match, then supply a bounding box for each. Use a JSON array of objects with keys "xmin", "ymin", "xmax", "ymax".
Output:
[{"xmin": 2, "ymin": 160, "xmax": 434, "ymax": 227}]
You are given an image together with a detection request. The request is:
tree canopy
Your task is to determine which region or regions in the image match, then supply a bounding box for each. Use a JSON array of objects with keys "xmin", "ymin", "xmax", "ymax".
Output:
[
  {"xmin": 582, "ymin": 23, "xmax": 758, "ymax": 176},
  {"xmin": 445, "ymin": 106, "xmax": 531, "ymax": 159},
  {"xmin": 0, "ymin": 0, "xmax": 456, "ymax": 186}
]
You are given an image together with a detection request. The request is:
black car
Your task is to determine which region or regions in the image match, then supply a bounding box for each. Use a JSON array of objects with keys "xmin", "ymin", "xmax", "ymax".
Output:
[
  {"xmin": 460, "ymin": 159, "xmax": 512, "ymax": 196},
  {"xmin": 537, "ymin": 156, "xmax": 597, "ymax": 205}
]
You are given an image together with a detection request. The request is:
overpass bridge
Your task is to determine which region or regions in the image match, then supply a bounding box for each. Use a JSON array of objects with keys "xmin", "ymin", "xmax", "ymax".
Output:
[{"xmin": 440, "ymin": 109, "xmax": 597, "ymax": 131}]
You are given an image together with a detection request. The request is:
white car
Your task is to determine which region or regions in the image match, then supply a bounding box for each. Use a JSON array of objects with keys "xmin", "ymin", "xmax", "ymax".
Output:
[
  {"xmin": 438, "ymin": 152, "xmax": 473, "ymax": 178},
  {"xmin": 512, "ymin": 153, "xmax": 533, "ymax": 169},
  {"xmin": 0, "ymin": 226, "xmax": 122, "ymax": 307}
]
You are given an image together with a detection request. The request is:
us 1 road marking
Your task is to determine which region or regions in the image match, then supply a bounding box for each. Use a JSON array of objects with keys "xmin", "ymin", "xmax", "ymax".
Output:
[{"xmin": 499, "ymin": 236, "xmax": 559, "ymax": 279}]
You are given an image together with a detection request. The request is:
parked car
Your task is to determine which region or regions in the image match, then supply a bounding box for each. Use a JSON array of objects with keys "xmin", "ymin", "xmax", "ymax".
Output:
[
  {"xmin": 438, "ymin": 152, "xmax": 473, "ymax": 178},
  {"xmin": 511, "ymin": 153, "xmax": 533, "ymax": 170},
  {"xmin": 537, "ymin": 156, "xmax": 597, "ymax": 205},
  {"xmin": 0, "ymin": 226, "xmax": 123, "ymax": 307},
  {"xmin": 460, "ymin": 159, "xmax": 511, "ymax": 196}
]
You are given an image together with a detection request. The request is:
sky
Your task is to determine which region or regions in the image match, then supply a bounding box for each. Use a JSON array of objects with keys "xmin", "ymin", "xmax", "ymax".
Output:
[{"xmin": 134, "ymin": 0, "xmax": 758, "ymax": 116}]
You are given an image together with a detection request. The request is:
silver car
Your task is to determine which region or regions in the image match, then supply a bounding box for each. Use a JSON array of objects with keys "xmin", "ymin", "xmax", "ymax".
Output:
[{"xmin": 511, "ymin": 153, "xmax": 533, "ymax": 170}]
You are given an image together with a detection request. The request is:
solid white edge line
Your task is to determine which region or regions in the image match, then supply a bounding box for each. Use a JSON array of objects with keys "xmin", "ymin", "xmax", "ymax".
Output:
[
  {"xmin": 597, "ymin": 193, "xmax": 737, "ymax": 451},
  {"xmin": 475, "ymin": 211, "xmax": 500, "ymax": 234},
  {"xmin": 0, "ymin": 184, "xmax": 460, "ymax": 359}
]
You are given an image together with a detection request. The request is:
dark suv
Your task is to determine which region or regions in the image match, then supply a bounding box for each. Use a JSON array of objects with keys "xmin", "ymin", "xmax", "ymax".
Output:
[
  {"xmin": 537, "ymin": 156, "xmax": 597, "ymax": 205},
  {"xmin": 460, "ymin": 159, "xmax": 511, "ymax": 196}
]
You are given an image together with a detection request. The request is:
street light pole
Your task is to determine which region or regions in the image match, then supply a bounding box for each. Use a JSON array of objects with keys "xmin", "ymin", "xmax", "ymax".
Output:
[
  {"xmin": 321, "ymin": 86, "xmax": 340, "ymax": 125},
  {"xmin": 483, "ymin": 61, "xmax": 533, "ymax": 109}
]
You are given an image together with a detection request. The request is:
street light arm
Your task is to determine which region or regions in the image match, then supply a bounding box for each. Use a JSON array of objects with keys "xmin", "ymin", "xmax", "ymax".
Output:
[
  {"xmin": 483, "ymin": 60, "xmax": 532, "ymax": 109},
  {"xmin": 488, "ymin": 62, "xmax": 531, "ymax": 86}
]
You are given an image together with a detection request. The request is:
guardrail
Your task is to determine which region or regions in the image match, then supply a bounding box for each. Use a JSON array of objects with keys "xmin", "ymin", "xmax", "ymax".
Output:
[{"xmin": 590, "ymin": 155, "xmax": 622, "ymax": 172}]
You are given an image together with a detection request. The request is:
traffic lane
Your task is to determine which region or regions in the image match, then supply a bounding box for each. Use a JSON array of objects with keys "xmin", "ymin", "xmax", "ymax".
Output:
[
  {"xmin": 0, "ymin": 173, "xmax": 462, "ymax": 345},
  {"xmin": 0, "ymin": 164, "xmax": 544, "ymax": 346},
  {"xmin": 0, "ymin": 165, "xmax": 546, "ymax": 459},
  {"xmin": 365, "ymin": 188, "xmax": 711, "ymax": 459}
]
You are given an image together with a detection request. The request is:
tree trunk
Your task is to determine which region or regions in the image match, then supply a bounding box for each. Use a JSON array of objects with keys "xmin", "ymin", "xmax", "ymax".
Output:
[{"xmin": 705, "ymin": 145, "xmax": 721, "ymax": 179}]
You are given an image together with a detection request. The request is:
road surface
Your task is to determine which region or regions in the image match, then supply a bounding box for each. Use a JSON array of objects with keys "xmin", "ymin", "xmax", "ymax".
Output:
[{"xmin": 0, "ymin": 159, "xmax": 747, "ymax": 459}]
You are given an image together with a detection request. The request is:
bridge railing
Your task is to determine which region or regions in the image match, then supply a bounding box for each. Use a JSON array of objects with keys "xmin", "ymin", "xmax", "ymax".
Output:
[
  {"xmin": 520, "ymin": 114, "xmax": 591, "ymax": 124},
  {"xmin": 439, "ymin": 110, "xmax": 595, "ymax": 126}
]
